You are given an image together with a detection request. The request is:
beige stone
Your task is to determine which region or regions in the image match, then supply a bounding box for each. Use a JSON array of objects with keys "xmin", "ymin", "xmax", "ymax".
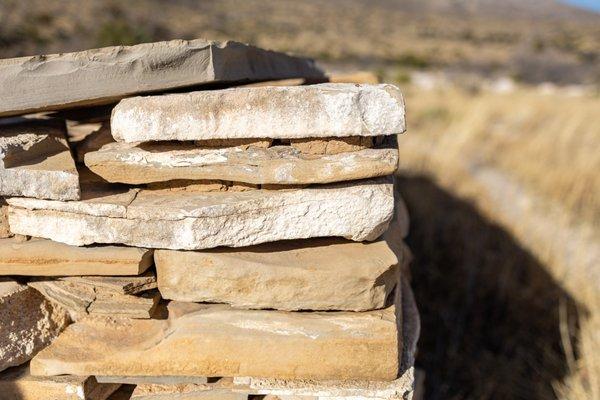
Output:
[
  {"xmin": 7, "ymin": 178, "xmax": 394, "ymax": 250},
  {"xmin": 0, "ymin": 118, "xmax": 79, "ymax": 201},
  {"xmin": 28, "ymin": 280, "xmax": 159, "ymax": 320},
  {"xmin": 145, "ymin": 180, "xmax": 259, "ymax": 192},
  {"xmin": 0, "ymin": 279, "xmax": 70, "ymax": 372},
  {"xmin": 0, "ymin": 363, "xmax": 120, "ymax": 400},
  {"xmin": 74, "ymin": 122, "xmax": 115, "ymax": 163},
  {"xmin": 0, "ymin": 200, "xmax": 11, "ymax": 238},
  {"xmin": 110, "ymin": 278, "xmax": 419, "ymax": 400},
  {"xmin": 30, "ymin": 285, "xmax": 402, "ymax": 381},
  {"xmin": 66, "ymin": 272, "xmax": 157, "ymax": 295},
  {"xmin": 155, "ymin": 235, "xmax": 405, "ymax": 311},
  {"xmin": 193, "ymin": 138, "xmax": 272, "ymax": 149},
  {"xmin": 289, "ymin": 136, "xmax": 375, "ymax": 155},
  {"xmin": 0, "ymin": 39, "xmax": 323, "ymax": 117},
  {"xmin": 0, "ymin": 237, "xmax": 153, "ymax": 276},
  {"xmin": 84, "ymin": 141, "xmax": 398, "ymax": 185},
  {"xmin": 111, "ymin": 84, "xmax": 405, "ymax": 142}
]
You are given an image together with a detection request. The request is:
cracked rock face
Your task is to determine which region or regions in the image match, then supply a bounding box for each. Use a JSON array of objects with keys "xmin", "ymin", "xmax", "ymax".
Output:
[
  {"xmin": 156, "ymin": 234, "xmax": 406, "ymax": 311},
  {"xmin": 0, "ymin": 118, "xmax": 79, "ymax": 201},
  {"xmin": 84, "ymin": 140, "xmax": 398, "ymax": 185},
  {"xmin": 7, "ymin": 178, "xmax": 394, "ymax": 250},
  {"xmin": 0, "ymin": 39, "xmax": 323, "ymax": 117},
  {"xmin": 30, "ymin": 284, "xmax": 402, "ymax": 381},
  {"xmin": 111, "ymin": 83, "xmax": 406, "ymax": 142},
  {"xmin": 0, "ymin": 279, "xmax": 70, "ymax": 372}
]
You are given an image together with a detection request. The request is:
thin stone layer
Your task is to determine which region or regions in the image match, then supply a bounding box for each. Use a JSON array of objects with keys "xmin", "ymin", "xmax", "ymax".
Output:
[
  {"xmin": 0, "ymin": 279, "xmax": 70, "ymax": 372},
  {"xmin": 155, "ymin": 232, "xmax": 405, "ymax": 311},
  {"xmin": 30, "ymin": 283, "xmax": 402, "ymax": 381},
  {"xmin": 111, "ymin": 83, "xmax": 405, "ymax": 142},
  {"xmin": 0, "ymin": 118, "xmax": 79, "ymax": 200},
  {"xmin": 7, "ymin": 178, "xmax": 394, "ymax": 250},
  {"xmin": 0, "ymin": 39, "xmax": 323, "ymax": 117},
  {"xmin": 84, "ymin": 140, "xmax": 398, "ymax": 185},
  {"xmin": 0, "ymin": 237, "xmax": 153, "ymax": 276},
  {"xmin": 0, "ymin": 363, "xmax": 120, "ymax": 400}
]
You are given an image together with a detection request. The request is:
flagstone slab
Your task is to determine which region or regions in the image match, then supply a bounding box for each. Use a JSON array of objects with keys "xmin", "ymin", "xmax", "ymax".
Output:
[
  {"xmin": 0, "ymin": 279, "xmax": 70, "ymax": 372},
  {"xmin": 28, "ymin": 280, "xmax": 160, "ymax": 320},
  {"xmin": 7, "ymin": 178, "xmax": 393, "ymax": 250},
  {"xmin": 30, "ymin": 284, "xmax": 402, "ymax": 381},
  {"xmin": 66, "ymin": 272, "xmax": 157, "ymax": 295},
  {"xmin": 0, "ymin": 237, "xmax": 153, "ymax": 276},
  {"xmin": 155, "ymin": 234, "xmax": 405, "ymax": 311},
  {"xmin": 0, "ymin": 39, "xmax": 323, "ymax": 117},
  {"xmin": 0, "ymin": 363, "xmax": 120, "ymax": 400},
  {"xmin": 84, "ymin": 140, "xmax": 398, "ymax": 185},
  {"xmin": 111, "ymin": 83, "xmax": 405, "ymax": 142},
  {"xmin": 0, "ymin": 118, "xmax": 79, "ymax": 200}
]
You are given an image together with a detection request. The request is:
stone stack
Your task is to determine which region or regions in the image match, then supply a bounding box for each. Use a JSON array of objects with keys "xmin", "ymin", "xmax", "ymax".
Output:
[{"xmin": 0, "ymin": 39, "xmax": 419, "ymax": 400}]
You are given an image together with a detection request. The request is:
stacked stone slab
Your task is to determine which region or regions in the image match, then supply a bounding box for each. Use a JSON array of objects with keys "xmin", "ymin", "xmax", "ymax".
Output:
[{"xmin": 0, "ymin": 38, "xmax": 419, "ymax": 400}]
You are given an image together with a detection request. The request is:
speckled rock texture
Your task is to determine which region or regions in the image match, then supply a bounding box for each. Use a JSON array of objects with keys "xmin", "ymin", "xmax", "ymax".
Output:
[
  {"xmin": 84, "ymin": 139, "xmax": 398, "ymax": 185},
  {"xmin": 0, "ymin": 39, "xmax": 323, "ymax": 117},
  {"xmin": 155, "ymin": 232, "xmax": 407, "ymax": 311},
  {"xmin": 0, "ymin": 118, "xmax": 79, "ymax": 201},
  {"xmin": 30, "ymin": 282, "xmax": 402, "ymax": 381},
  {"xmin": 0, "ymin": 279, "xmax": 70, "ymax": 372},
  {"xmin": 110, "ymin": 83, "xmax": 405, "ymax": 142},
  {"xmin": 7, "ymin": 178, "xmax": 394, "ymax": 250},
  {"xmin": 0, "ymin": 237, "xmax": 153, "ymax": 276}
]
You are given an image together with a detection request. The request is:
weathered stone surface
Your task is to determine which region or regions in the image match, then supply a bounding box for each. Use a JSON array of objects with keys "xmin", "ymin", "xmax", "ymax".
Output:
[
  {"xmin": 289, "ymin": 136, "xmax": 375, "ymax": 155},
  {"xmin": 0, "ymin": 237, "xmax": 153, "ymax": 276},
  {"xmin": 116, "ymin": 278, "xmax": 419, "ymax": 400},
  {"xmin": 111, "ymin": 83, "xmax": 405, "ymax": 142},
  {"xmin": 0, "ymin": 363, "xmax": 120, "ymax": 400},
  {"xmin": 84, "ymin": 141, "xmax": 398, "ymax": 185},
  {"xmin": 0, "ymin": 118, "xmax": 79, "ymax": 200},
  {"xmin": 155, "ymin": 234, "xmax": 405, "ymax": 311},
  {"xmin": 66, "ymin": 272, "xmax": 157, "ymax": 295},
  {"xmin": 0, "ymin": 200, "xmax": 11, "ymax": 238},
  {"xmin": 7, "ymin": 178, "xmax": 394, "ymax": 250},
  {"xmin": 0, "ymin": 39, "xmax": 323, "ymax": 117},
  {"xmin": 28, "ymin": 280, "xmax": 159, "ymax": 320},
  {"xmin": 0, "ymin": 279, "xmax": 70, "ymax": 372},
  {"xmin": 30, "ymin": 284, "xmax": 402, "ymax": 381}
]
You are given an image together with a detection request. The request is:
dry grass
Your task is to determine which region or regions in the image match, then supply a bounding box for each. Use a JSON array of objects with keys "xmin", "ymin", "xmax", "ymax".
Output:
[{"xmin": 396, "ymin": 83, "xmax": 599, "ymax": 399}]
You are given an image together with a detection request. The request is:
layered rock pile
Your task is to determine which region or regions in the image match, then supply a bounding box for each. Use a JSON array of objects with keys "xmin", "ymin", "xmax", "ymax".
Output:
[{"xmin": 0, "ymin": 39, "xmax": 420, "ymax": 400}]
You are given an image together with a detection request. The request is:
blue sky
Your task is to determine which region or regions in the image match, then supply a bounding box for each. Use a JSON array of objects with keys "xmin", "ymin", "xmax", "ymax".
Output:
[{"xmin": 560, "ymin": 0, "xmax": 600, "ymax": 12}]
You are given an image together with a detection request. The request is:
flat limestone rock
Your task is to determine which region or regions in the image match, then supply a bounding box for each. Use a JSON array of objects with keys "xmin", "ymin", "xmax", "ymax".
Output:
[
  {"xmin": 0, "ymin": 237, "xmax": 153, "ymax": 276},
  {"xmin": 7, "ymin": 178, "xmax": 394, "ymax": 250},
  {"xmin": 30, "ymin": 284, "xmax": 402, "ymax": 381},
  {"xmin": 111, "ymin": 83, "xmax": 405, "ymax": 142},
  {"xmin": 84, "ymin": 141, "xmax": 398, "ymax": 185},
  {"xmin": 120, "ymin": 278, "xmax": 419, "ymax": 400},
  {"xmin": 0, "ymin": 118, "xmax": 79, "ymax": 201},
  {"xmin": 66, "ymin": 272, "xmax": 157, "ymax": 295},
  {"xmin": 155, "ymin": 234, "xmax": 405, "ymax": 311},
  {"xmin": 28, "ymin": 280, "xmax": 160, "ymax": 320},
  {"xmin": 0, "ymin": 39, "xmax": 323, "ymax": 117},
  {"xmin": 289, "ymin": 136, "xmax": 376, "ymax": 155},
  {"xmin": 0, "ymin": 363, "xmax": 120, "ymax": 400},
  {"xmin": 0, "ymin": 279, "xmax": 70, "ymax": 372},
  {"xmin": 0, "ymin": 200, "xmax": 11, "ymax": 238}
]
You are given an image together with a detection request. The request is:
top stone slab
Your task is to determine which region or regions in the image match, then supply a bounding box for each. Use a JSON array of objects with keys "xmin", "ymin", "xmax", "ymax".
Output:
[
  {"xmin": 0, "ymin": 39, "xmax": 324, "ymax": 117},
  {"xmin": 110, "ymin": 83, "xmax": 406, "ymax": 142}
]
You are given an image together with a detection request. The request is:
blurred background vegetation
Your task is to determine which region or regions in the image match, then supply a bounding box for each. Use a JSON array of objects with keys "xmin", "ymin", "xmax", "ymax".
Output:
[{"xmin": 1, "ymin": 1, "xmax": 598, "ymax": 399}]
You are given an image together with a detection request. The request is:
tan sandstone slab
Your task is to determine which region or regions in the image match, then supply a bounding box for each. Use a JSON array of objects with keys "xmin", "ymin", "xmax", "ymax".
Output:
[
  {"xmin": 0, "ymin": 363, "xmax": 120, "ymax": 400},
  {"xmin": 0, "ymin": 279, "xmax": 70, "ymax": 372},
  {"xmin": 155, "ymin": 232, "xmax": 406, "ymax": 311},
  {"xmin": 0, "ymin": 237, "xmax": 153, "ymax": 276},
  {"xmin": 0, "ymin": 200, "xmax": 10, "ymax": 238},
  {"xmin": 0, "ymin": 118, "xmax": 79, "ymax": 201},
  {"xmin": 122, "ymin": 277, "xmax": 419, "ymax": 400},
  {"xmin": 85, "ymin": 139, "xmax": 398, "ymax": 185},
  {"xmin": 111, "ymin": 83, "xmax": 405, "ymax": 142},
  {"xmin": 28, "ymin": 280, "xmax": 160, "ymax": 320},
  {"xmin": 7, "ymin": 178, "xmax": 393, "ymax": 250},
  {"xmin": 30, "ymin": 283, "xmax": 402, "ymax": 381},
  {"xmin": 0, "ymin": 39, "xmax": 323, "ymax": 117}
]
